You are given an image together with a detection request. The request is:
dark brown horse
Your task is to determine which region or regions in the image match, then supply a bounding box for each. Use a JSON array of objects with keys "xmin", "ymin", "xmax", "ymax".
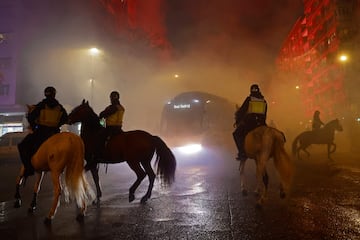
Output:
[
  {"xmin": 292, "ymin": 119, "xmax": 343, "ymax": 160},
  {"xmin": 68, "ymin": 100, "xmax": 176, "ymax": 204}
]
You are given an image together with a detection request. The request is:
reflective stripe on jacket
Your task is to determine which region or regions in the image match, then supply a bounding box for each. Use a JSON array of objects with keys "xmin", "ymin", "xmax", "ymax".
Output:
[
  {"xmin": 38, "ymin": 105, "xmax": 63, "ymax": 127},
  {"xmin": 247, "ymin": 97, "xmax": 266, "ymax": 114},
  {"xmin": 106, "ymin": 105, "xmax": 124, "ymax": 127}
]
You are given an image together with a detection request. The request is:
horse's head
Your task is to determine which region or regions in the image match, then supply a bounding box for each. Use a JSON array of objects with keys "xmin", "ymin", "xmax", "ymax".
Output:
[
  {"xmin": 68, "ymin": 99, "xmax": 97, "ymax": 124},
  {"xmin": 325, "ymin": 119, "xmax": 343, "ymax": 132},
  {"xmin": 26, "ymin": 104, "xmax": 36, "ymax": 114}
]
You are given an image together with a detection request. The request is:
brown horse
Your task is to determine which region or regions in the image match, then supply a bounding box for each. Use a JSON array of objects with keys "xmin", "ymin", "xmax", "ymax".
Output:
[
  {"xmin": 68, "ymin": 100, "xmax": 176, "ymax": 204},
  {"xmin": 239, "ymin": 126, "xmax": 293, "ymax": 207},
  {"xmin": 292, "ymin": 119, "xmax": 343, "ymax": 160},
  {"xmin": 14, "ymin": 132, "xmax": 95, "ymax": 224}
]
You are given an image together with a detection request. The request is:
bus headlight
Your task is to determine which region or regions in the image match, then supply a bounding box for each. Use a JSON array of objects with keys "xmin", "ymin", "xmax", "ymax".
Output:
[{"xmin": 175, "ymin": 143, "xmax": 203, "ymax": 155}]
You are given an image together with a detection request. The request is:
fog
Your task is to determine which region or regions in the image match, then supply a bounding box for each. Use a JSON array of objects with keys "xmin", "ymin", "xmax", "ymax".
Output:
[{"xmin": 15, "ymin": 0, "xmax": 356, "ymax": 153}]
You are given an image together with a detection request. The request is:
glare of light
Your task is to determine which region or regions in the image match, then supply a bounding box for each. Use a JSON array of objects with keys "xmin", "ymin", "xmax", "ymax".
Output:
[
  {"xmin": 295, "ymin": 85, "xmax": 300, "ymax": 89},
  {"xmin": 339, "ymin": 54, "xmax": 348, "ymax": 62},
  {"xmin": 176, "ymin": 144, "xmax": 202, "ymax": 155},
  {"xmin": 206, "ymin": 100, "xmax": 211, "ymax": 104},
  {"xmin": 89, "ymin": 47, "xmax": 100, "ymax": 56},
  {"xmin": 193, "ymin": 99, "xmax": 200, "ymax": 103},
  {"xmin": 174, "ymin": 74, "xmax": 179, "ymax": 78}
]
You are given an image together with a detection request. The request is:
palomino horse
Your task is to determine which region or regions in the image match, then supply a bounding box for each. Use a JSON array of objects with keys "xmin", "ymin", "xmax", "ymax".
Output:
[
  {"xmin": 292, "ymin": 119, "xmax": 343, "ymax": 160},
  {"xmin": 239, "ymin": 126, "xmax": 293, "ymax": 207},
  {"xmin": 14, "ymin": 132, "xmax": 95, "ymax": 224},
  {"xmin": 68, "ymin": 100, "xmax": 176, "ymax": 204}
]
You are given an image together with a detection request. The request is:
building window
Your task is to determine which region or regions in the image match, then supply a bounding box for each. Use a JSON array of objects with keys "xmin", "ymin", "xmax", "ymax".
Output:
[
  {"xmin": 0, "ymin": 57, "xmax": 11, "ymax": 69},
  {"xmin": 0, "ymin": 83, "xmax": 9, "ymax": 96}
]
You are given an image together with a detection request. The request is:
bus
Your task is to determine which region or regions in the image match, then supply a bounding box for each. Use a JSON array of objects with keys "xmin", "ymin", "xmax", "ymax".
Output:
[{"xmin": 160, "ymin": 91, "xmax": 235, "ymax": 153}]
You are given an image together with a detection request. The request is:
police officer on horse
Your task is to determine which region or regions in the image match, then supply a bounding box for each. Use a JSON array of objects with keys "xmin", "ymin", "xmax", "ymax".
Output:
[
  {"xmin": 233, "ymin": 84, "xmax": 267, "ymax": 161},
  {"xmin": 18, "ymin": 86, "xmax": 68, "ymax": 176},
  {"xmin": 85, "ymin": 90, "xmax": 125, "ymax": 170},
  {"xmin": 99, "ymin": 91, "xmax": 125, "ymax": 136}
]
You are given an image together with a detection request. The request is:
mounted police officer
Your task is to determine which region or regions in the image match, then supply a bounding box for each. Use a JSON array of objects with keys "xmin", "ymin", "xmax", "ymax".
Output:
[
  {"xmin": 312, "ymin": 110, "xmax": 324, "ymax": 131},
  {"xmin": 85, "ymin": 90, "xmax": 125, "ymax": 171},
  {"xmin": 99, "ymin": 91, "xmax": 125, "ymax": 137},
  {"xmin": 18, "ymin": 86, "xmax": 68, "ymax": 176},
  {"xmin": 233, "ymin": 84, "xmax": 267, "ymax": 161}
]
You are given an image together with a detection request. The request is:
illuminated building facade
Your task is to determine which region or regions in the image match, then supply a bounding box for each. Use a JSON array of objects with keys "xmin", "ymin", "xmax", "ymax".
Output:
[
  {"xmin": 98, "ymin": 0, "xmax": 172, "ymax": 60},
  {"xmin": 0, "ymin": 0, "xmax": 26, "ymax": 135},
  {"xmin": 276, "ymin": 0, "xmax": 360, "ymax": 119}
]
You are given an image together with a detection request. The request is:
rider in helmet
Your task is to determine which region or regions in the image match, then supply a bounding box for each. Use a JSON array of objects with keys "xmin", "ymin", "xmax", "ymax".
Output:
[
  {"xmin": 312, "ymin": 110, "xmax": 324, "ymax": 131},
  {"xmin": 18, "ymin": 86, "xmax": 68, "ymax": 177},
  {"xmin": 99, "ymin": 91, "xmax": 125, "ymax": 136},
  {"xmin": 85, "ymin": 90, "xmax": 125, "ymax": 171},
  {"xmin": 233, "ymin": 84, "xmax": 267, "ymax": 161}
]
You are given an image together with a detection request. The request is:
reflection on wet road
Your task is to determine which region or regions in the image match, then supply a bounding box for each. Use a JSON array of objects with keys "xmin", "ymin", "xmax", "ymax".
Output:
[{"xmin": 0, "ymin": 150, "xmax": 359, "ymax": 239}]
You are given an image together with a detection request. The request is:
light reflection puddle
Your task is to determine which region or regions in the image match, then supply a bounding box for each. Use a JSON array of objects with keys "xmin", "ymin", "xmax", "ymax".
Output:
[
  {"xmin": 175, "ymin": 182, "xmax": 205, "ymax": 196},
  {"xmin": 153, "ymin": 217, "xmax": 175, "ymax": 222},
  {"xmin": 0, "ymin": 202, "xmax": 8, "ymax": 223}
]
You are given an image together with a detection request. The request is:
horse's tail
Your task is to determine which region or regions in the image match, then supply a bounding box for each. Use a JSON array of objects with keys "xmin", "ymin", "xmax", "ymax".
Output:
[
  {"xmin": 292, "ymin": 134, "xmax": 301, "ymax": 156},
  {"xmin": 153, "ymin": 136, "xmax": 176, "ymax": 186},
  {"xmin": 273, "ymin": 131, "xmax": 293, "ymax": 192},
  {"xmin": 63, "ymin": 134, "xmax": 95, "ymax": 208}
]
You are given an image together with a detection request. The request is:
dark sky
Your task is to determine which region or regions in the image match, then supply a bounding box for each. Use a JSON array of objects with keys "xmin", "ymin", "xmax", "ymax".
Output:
[{"xmin": 166, "ymin": 0, "xmax": 304, "ymax": 61}]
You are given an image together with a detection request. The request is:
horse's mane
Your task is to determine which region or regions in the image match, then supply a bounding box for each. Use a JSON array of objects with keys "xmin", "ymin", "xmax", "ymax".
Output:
[
  {"xmin": 324, "ymin": 119, "xmax": 339, "ymax": 129},
  {"xmin": 75, "ymin": 100, "xmax": 101, "ymax": 127}
]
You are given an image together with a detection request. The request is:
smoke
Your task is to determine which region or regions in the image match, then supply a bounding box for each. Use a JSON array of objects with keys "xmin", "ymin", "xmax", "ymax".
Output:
[{"xmin": 17, "ymin": 0, "xmax": 306, "ymax": 137}]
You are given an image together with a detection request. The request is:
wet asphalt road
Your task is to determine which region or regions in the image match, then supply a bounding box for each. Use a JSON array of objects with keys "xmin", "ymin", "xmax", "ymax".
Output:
[{"xmin": 0, "ymin": 147, "xmax": 359, "ymax": 240}]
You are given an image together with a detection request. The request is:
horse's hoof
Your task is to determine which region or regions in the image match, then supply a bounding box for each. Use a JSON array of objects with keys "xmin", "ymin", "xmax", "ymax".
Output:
[
  {"xmin": 28, "ymin": 206, "xmax": 35, "ymax": 213},
  {"xmin": 92, "ymin": 198, "xmax": 101, "ymax": 207},
  {"xmin": 14, "ymin": 199, "xmax": 21, "ymax": 208},
  {"xmin": 44, "ymin": 217, "xmax": 52, "ymax": 225},
  {"xmin": 76, "ymin": 214, "xmax": 85, "ymax": 223},
  {"xmin": 242, "ymin": 189, "xmax": 248, "ymax": 196},
  {"xmin": 280, "ymin": 191, "xmax": 286, "ymax": 199},
  {"xmin": 253, "ymin": 191, "xmax": 260, "ymax": 197},
  {"xmin": 255, "ymin": 203, "xmax": 263, "ymax": 210},
  {"xmin": 140, "ymin": 197, "xmax": 148, "ymax": 204},
  {"xmin": 129, "ymin": 194, "xmax": 135, "ymax": 203}
]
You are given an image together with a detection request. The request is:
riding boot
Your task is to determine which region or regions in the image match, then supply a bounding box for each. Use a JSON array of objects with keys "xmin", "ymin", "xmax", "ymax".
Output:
[
  {"xmin": 84, "ymin": 160, "xmax": 97, "ymax": 171},
  {"xmin": 235, "ymin": 137, "xmax": 247, "ymax": 161},
  {"xmin": 233, "ymin": 129, "xmax": 247, "ymax": 161},
  {"xmin": 236, "ymin": 149, "xmax": 247, "ymax": 161},
  {"xmin": 18, "ymin": 144, "xmax": 34, "ymax": 177}
]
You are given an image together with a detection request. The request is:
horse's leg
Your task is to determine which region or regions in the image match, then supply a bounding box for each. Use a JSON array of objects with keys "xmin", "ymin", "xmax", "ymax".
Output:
[
  {"xmin": 238, "ymin": 159, "xmax": 248, "ymax": 196},
  {"xmin": 140, "ymin": 160, "xmax": 156, "ymax": 203},
  {"xmin": 28, "ymin": 172, "xmax": 45, "ymax": 213},
  {"xmin": 44, "ymin": 172, "xmax": 61, "ymax": 225},
  {"xmin": 254, "ymin": 169, "xmax": 268, "ymax": 196},
  {"xmin": 127, "ymin": 161, "xmax": 146, "ymax": 203},
  {"xmin": 255, "ymin": 157, "xmax": 267, "ymax": 208},
  {"xmin": 90, "ymin": 167, "xmax": 102, "ymax": 205},
  {"xmin": 328, "ymin": 143, "xmax": 336, "ymax": 160},
  {"xmin": 14, "ymin": 165, "xmax": 25, "ymax": 208},
  {"xmin": 299, "ymin": 145, "xmax": 311, "ymax": 159}
]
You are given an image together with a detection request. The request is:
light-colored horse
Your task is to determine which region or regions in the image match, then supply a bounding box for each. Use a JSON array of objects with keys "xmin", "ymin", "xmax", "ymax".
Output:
[
  {"xmin": 239, "ymin": 126, "xmax": 293, "ymax": 208},
  {"xmin": 14, "ymin": 132, "xmax": 95, "ymax": 224}
]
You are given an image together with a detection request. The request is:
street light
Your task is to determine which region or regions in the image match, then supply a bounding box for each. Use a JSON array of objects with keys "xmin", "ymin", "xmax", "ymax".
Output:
[{"xmin": 88, "ymin": 47, "xmax": 100, "ymax": 104}]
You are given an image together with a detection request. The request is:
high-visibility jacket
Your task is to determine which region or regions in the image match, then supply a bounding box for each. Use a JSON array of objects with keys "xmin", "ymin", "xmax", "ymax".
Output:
[
  {"xmin": 247, "ymin": 96, "xmax": 267, "ymax": 114},
  {"xmin": 105, "ymin": 105, "xmax": 124, "ymax": 127},
  {"xmin": 38, "ymin": 105, "xmax": 63, "ymax": 127}
]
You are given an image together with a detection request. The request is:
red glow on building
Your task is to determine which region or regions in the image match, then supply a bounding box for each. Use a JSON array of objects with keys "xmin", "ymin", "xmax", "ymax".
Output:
[
  {"xmin": 98, "ymin": 0, "xmax": 172, "ymax": 60},
  {"xmin": 276, "ymin": 0, "xmax": 360, "ymax": 119}
]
